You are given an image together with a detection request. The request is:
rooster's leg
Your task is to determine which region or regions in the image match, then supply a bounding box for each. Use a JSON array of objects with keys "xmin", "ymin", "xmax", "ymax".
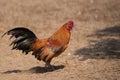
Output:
[
  {"xmin": 45, "ymin": 59, "xmax": 55, "ymax": 69},
  {"xmin": 45, "ymin": 60, "xmax": 52, "ymax": 67},
  {"xmin": 45, "ymin": 62, "xmax": 51, "ymax": 67},
  {"xmin": 45, "ymin": 62, "xmax": 55, "ymax": 70}
]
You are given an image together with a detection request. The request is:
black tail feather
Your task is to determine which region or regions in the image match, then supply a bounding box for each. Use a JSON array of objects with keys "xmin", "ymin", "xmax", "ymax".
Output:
[
  {"xmin": 32, "ymin": 47, "xmax": 44, "ymax": 60},
  {"xmin": 2, "ymin": 27, "xmax": 37, "ymax": 54}
]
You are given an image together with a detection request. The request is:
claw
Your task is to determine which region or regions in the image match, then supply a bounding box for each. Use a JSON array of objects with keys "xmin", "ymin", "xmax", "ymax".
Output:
[
  {"xmin": 45, "ymin": 63, "xmax": 51, "ymax": 67},
  {"xmin": 45, "ymin": 63, "xmax": 55, "ymax": 70}
]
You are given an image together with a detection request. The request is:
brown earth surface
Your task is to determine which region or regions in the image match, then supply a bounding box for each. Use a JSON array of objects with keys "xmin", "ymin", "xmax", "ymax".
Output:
[{"xmin": 0, "ymin": 0, "xmax": 120, "ymax": 80}]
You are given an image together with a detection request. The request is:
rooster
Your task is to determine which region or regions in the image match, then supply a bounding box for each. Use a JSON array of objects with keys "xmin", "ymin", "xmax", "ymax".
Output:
[{"xmin": 2, "ymin": 21, "xmax": 74, "ymax": 67}]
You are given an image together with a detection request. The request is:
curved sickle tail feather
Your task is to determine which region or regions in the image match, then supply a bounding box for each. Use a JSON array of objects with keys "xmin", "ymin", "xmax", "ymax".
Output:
[{"xmin": 2, "ymin": 27, "xmax": 37, "ymax": 54}]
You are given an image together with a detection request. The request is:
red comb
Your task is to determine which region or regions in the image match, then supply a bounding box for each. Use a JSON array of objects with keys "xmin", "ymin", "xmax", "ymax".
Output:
[{"xmin": 68, "ymin": 20, "xmax": 74, "ymax": 25}]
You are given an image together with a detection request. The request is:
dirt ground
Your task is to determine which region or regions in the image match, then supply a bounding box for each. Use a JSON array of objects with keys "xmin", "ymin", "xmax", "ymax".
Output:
[{"xmin": 0, "ymin": 0, "xmax": 120, "ymax": 80}]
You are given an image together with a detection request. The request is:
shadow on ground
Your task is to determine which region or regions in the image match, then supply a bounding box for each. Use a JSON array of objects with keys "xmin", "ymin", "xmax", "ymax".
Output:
[
  {"xmin": 75, "ymin": 26, "xmax": 120, "ymax": 60},
  {"xmin": 2, "ymin": 65, "xmax": 65, "ymax": 74}
]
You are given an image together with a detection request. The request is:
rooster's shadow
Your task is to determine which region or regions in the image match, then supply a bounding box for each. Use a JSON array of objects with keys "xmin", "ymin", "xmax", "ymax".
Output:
[{"xmin": 2, "ymin": 65, "xmax": 65, "ymax": 74}]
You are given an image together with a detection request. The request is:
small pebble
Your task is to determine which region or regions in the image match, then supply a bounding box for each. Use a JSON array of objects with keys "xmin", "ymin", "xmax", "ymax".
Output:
[{"xmin": 68, "ymin": 53, "xmax": 71, "ymax": 56}]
